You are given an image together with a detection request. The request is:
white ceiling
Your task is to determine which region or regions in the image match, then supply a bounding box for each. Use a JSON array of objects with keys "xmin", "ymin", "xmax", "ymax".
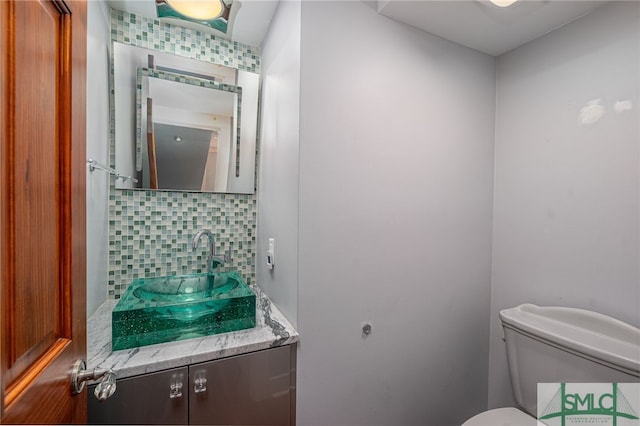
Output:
[
  {"xmin": 378, "ymin": 0, "xmax": 610, "ymax": 56},
  {"xmin": 107, "ymin": 1, "xmax": 612, "ymax": 56},
  {"xmin": 106, "ymin": 0, "xmax": 278, "ymax": 47}
]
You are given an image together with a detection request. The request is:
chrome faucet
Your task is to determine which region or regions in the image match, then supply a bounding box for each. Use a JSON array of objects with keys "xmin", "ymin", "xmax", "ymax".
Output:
[{"xmin": 191, "ymin": 229, "xmax": 231, "ymax": 273}]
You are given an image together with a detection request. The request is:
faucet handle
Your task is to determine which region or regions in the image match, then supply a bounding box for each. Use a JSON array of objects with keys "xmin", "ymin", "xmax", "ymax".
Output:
[
  {"xmin": 210, "ymin": 243, "xmax": 232, "ymax": 271},
  {"xmin": 224, "ymin": 242, "xmax": 233, "ymax": 263}
]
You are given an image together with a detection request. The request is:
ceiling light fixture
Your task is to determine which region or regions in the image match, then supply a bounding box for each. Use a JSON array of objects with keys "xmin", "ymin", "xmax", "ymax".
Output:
[
  {"xmin": 156, "ymin": 0, "xmax": 231, "ymax": 34},
  {"xmin": 165, "ymin": 0, "xmax": 224, "ymax": 20},
  {"xmin": 489, "ymin": 0, "xmax": 518, "ymax": 7}
]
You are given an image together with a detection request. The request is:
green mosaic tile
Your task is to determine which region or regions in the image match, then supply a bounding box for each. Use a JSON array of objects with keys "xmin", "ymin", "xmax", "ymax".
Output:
[{"xmin": 111, "ymin": 9, "xmax": 259, "ymax": 73}]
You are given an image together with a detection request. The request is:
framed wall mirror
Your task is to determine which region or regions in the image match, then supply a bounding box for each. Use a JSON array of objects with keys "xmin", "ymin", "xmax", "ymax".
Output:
[{"xmin": 113, "ymin": 42, "xmax": 258, "ymax": 194}]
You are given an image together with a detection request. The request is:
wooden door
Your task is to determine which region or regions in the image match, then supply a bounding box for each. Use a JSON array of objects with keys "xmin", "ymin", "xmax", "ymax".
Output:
[{"xmin": 0, "ymin": 0, "xmax": 87, "ymax": 423}]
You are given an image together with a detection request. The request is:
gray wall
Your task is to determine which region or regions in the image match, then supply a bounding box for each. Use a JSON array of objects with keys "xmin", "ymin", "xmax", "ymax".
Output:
[
  {"xmin": 86, "ymin": 0, "xmax": 111, "ymax": 317},
  {"xmin": 488, "ymin": 1, "xmax": 640, "ymax": 409},
  {"xmin": 296, "ymin": 2, "xmax": 496, "ymax": 424},
  {"xmin": 257, "ymin": 0, "xmax": 301, "ymax": 327}
]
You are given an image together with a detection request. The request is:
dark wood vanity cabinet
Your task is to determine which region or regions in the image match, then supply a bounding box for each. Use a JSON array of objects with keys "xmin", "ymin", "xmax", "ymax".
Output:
[{"xmin": 88, "ymin": 344, "xmax": 296, "ymax": 425}]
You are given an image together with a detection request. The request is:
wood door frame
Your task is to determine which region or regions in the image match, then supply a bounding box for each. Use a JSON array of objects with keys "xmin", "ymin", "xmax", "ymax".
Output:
[{"xmin": 0, "ymin": 0, "xmax": 86, "ymax": 422}]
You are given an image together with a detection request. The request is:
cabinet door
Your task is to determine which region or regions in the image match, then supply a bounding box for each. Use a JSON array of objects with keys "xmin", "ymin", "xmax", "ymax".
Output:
[
  {"xmin": 88, "ymin": 366, "xmax": 188, "ymax": 424},
  {"xmin": 189, "ymin": 345, "xmax": 294, "ymax": 425}
]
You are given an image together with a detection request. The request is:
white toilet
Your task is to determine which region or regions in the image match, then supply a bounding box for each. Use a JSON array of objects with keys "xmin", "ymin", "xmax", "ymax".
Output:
[{"xmin": 462, "ymin": 303, "xmax": 640, "ymax": 425}]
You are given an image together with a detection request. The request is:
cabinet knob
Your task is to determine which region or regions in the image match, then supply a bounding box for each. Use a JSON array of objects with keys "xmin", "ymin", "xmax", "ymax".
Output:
[
  {"xmin": 169, "ymin": 381, "xmax": 183, "ymax": 399},
  {"xmin": 194, "ymin": 371, "xmax": 207, "ymax": 393}
]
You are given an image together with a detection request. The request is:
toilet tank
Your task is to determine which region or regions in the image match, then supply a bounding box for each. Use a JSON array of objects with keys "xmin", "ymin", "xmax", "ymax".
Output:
[{"xmin": 500, "ymin": 304, "xmax": 640, "ymax": 417}]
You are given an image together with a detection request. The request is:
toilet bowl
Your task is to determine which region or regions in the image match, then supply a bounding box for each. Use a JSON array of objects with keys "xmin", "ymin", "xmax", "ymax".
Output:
[
  {"xmin": 462, "ymin": 304, "xmax": 640, "ymax": 425},
  {"xmin": 461, "ymin": 407, "xmax": 535, "ymax": 426}
]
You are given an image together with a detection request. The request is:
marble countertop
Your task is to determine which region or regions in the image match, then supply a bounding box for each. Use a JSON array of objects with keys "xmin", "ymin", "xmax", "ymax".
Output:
[{"xmin": 87, "ymin": 286, "xmax": 299, "ymax": 380}]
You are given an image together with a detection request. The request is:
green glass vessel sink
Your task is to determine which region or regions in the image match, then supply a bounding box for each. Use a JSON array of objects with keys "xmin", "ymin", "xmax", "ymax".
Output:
[{"xmin": 112, "ymin": 271, "xmax": 256, "ymax": 351}]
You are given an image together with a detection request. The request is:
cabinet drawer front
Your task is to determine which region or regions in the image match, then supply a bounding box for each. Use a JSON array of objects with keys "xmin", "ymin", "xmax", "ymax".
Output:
[
  {"xmin": 88, "ymin": 366, "xmax": 189, "ymax": 425},
  {"xmin": 189, "ymin": 346, "xmax": 293, "ymax": 425}
]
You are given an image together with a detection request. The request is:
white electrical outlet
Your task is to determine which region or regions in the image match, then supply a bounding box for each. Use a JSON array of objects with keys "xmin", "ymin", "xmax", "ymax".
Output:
[{"xmin": 266, "ymin": 238, "xmax": 275, "ymax": 270}]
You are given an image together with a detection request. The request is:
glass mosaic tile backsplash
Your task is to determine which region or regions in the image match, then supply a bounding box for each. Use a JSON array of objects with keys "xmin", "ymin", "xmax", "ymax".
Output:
[
  {"xmin": 108, "ymin": 191, "xmax": 256, "ymax": 298},
  {"xmin": 108, "ymin": 9, "xmax": 259, "ymax": 299},
  {"xmin": 111, "ymin": 9, "xmax": 260, "ymax": 73}
]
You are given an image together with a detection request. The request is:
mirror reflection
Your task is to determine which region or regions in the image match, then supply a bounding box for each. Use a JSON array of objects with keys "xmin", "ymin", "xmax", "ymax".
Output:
[{"xmin": 138, "ymin": 68, "xmax": 241, "ymax": 192}]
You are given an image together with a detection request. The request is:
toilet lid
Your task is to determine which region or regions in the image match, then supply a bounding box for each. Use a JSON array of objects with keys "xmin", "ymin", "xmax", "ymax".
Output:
[{"xmin": 461, "ymin": 407, "xmax": 537, "ymax": 426}]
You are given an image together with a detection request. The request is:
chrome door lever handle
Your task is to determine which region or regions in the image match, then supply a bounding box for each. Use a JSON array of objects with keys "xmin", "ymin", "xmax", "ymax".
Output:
[{"xmin": 71, "ymin": 360, "xmax": 117, "ymax": 401}]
